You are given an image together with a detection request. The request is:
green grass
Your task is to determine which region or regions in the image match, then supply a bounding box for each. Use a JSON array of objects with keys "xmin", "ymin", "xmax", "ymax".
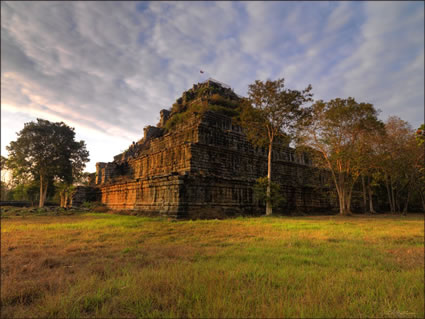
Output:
[{"xmin": 1, "ymin": 212, "xmax": 423, "ymax": 318}]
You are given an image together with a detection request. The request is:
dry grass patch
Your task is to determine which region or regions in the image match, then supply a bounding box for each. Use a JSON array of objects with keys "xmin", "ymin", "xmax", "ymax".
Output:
[
  {"xmin": 387, "ymin": 246, "xmax": 424, "ymax": 269},
  {"xmin": 1, "ymin": 212, "xmax": 423, "ymax": 318}
]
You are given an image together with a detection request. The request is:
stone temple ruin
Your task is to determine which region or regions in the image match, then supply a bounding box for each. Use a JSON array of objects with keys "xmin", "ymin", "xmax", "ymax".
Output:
[{"xmin": 79, "ymin": 78, "xmax": 334, "ymax": 218}]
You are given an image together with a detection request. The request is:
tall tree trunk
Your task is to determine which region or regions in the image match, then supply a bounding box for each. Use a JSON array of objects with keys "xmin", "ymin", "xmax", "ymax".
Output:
[
  {"xmin": 330, "ymin": 170, "xmax": 342, "ymax": 215},
  {"xmin": 339, "ymin": 174, "xmax": 353, "ymax": 216},
  {"xmin": 368, "ymin": 187, "xmax": 375, "ymax": 213},
  {"xmin": 390, "ymin": 176, "xmax": 397, "ymax": 213},
  {"xmin": 39, "ymin": 175, "xmax": 45, "ymax": 208},
  {"xmin": 361, "ymin": 175, "xmax": 367, "ymax": 213},
  {"xmin": 60, "ymin": 190, "xmax": 65, "ymax": 208},
  {"xmin": 367, "ymin": 175, "xmax": 375, "ymax": 213},
  {"xmin": 367, "ymin": 175, "xmax": 376, "ymax": 214},
  {"xmin": 338, "ymin": 193, "xmax": 344, "ymax": 215},
  {"xmin": 42, "ymin": 182, "xmax": 48, "ymax": 208},
  {"xmin": 403, "ymin": 183, "xmax": 411, "ymax": 216},
  {"xmin": 385, "ymin": 174, "xmax": 393, "ymax": 212},
  {"xmin": 394, "ymin": 186, "xmax": 399, "ymax": 213},
  {"xmin": 266, "ymin": 142, "xmax": 273, "ymax": 216},
  {"xmin": 420, "ymin": 191, "xmax": 425, "ymax": 213},
  {"xmin": 337, "ymin": 173, "xmax": 348, "ymax": 215},
  {"xmin": 338, "ymin": 182, "xmax": 350, "ymax": 216},
  {"xmin": 344, "ymin": 185, "xmax": 353, "ymax": 216},
  {"xmin": 64, "ymin": 192, "xmax": 69, "ymax": 208}
]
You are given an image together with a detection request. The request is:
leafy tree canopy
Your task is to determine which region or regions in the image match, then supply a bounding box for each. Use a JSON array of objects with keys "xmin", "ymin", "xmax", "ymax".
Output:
[
  {"xmin": 241, "ymin": 79, "xmax": 313, "ymax": 148},
  {"xmin": 6, "ymin": 118, "xmax": 89, "ymax": 207},
  {"xmin": 298, "ymin": 97, "xmax": 384, "ymax": 215},
  {"xmin": 239, "ymin": 78, "xmax": 313, "ymax": 215},
  {"xmin": 416, "ymin": 124, "xmax": 425, "ymax": 146}
]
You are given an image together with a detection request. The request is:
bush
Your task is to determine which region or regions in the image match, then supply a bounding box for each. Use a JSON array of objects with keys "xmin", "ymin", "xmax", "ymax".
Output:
[
  {"xmin": 82, "ymin": 201, "xmax": 109, "ymax": 212},
  {"xmin": 164, "ymin": 84, "xmax": 242, "ymax": 132},
  {"xmin": 93, "ymin": 204, "xmax": 109, "ymax": 213},
  {"xmin": 81, "ymin": 201, "xmax": 92, "ymax": 208},
  {"xmin": 164, "ymin": 113, "xmax": 187, "ymax": 131},
  {"xmin": 209, "ymin": 94, "xmax": 239, "ymax": 109},
  {"xmin": 171, "ymin": 101, "xmax": 186, "ymax": 114},
  {"xmin": 253, "ymin": 177, "xmax": 285, "ymax": 208},
  {"xmin": 11, "ymin": 183, "xmax": 39, "ymax": 203},
  {"xmin": 165, "ymin": 104, "xmax": 208, "ymax": 132},
  {"xmin": 209, "ymin": 104, "xmax": 239, "ymax": 117}
]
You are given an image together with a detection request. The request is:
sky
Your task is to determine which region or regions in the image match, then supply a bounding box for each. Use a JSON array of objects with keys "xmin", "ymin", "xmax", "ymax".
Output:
[{"xmin": 1, "ymin": 1, "xmax": 424, "ymax": 173}]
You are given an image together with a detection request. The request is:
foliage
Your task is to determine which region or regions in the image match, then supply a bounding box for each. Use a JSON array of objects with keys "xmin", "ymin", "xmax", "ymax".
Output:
[
  {"xmin": 0, "ymin": 155, "xmax": 7, "ymax": 171},
  {"xmin": 241, "ymin": 79, "xmax": 312, "ymax": 147},
  {"xmin": 164, "ymin": 109, "xmax": 196, "ymax": 131},
  {"xmin": 11, "ymin": 182, "xmax": 39, "ymax": 204},
  {"xmin": 298, "ymin": 98, "xmax": 384, "ymax": 215},
  {"xmin": 165, "ymin": 81, "xmax": 242, "ymax": 132},
  {"xmin": 81, "ymin": 201, "xmax": 108, "ymax": 212},
  {"xmin": 1, "ymin": 155, "xmax": 12, "ymax": 200},
  {"xmin": 166, "ymin": 100, "xmax": 241, "ymax": 131},
  {"xmin": 416, "ymin": 124, "xmax": 425, "ymax": 146},
  {"xmin": 56, "ymin": 183, "xmax": 76, "ymax": 208},
  {"xmin": 208, "ymin": 104, "xmax": 239, "ymax": 117},
  {"xmin": 209, "ymin": 94, "xmax": 239, "ymax": 109},
  {"xmin": 372, "ymin": 118, "xmax": 424, "ymax": 213},
  {"xmin": 416, "ymin": 124, "xmax": 425, "ymax": 211},
  {"xmin": 239, "ymin": 78, "xmax": 313, "ymax": 215},
  {"xmin": 253, "ymin": 177, "xmax": 285, "ymax": 208},
  {"xmin": 6, "ymin": 118, "xmax": 89, "ymax": 207}
]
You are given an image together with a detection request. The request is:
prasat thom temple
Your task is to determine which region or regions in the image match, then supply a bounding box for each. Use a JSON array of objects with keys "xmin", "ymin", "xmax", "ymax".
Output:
[{"xmin": 75, "ymin": 79, "xmax": 334, "ymax": 218}]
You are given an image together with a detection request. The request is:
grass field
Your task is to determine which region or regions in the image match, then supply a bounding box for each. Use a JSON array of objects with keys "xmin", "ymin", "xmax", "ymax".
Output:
[{"xmin": 1, "ymin": 210, "xmax": 424, "ymax": 318}]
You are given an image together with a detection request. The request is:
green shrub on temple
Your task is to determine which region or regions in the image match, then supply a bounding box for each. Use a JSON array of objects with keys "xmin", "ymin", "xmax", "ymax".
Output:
[{"xmin": 164, "ymin": 79, "xmax": 242, "ymax": 132}]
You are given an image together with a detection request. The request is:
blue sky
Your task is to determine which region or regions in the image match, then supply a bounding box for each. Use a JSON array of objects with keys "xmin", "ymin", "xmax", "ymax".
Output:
[{"xmin": 1, "ymin": 1, "xmax": 424, "ymax": 172}]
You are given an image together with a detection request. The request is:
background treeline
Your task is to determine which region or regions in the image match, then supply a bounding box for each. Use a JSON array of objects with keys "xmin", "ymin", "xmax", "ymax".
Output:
[
  {"xmin": 238, "ymin": 79, "xmax": 424, "ymax": 215},
  {"xmin": 303, "ymin": 118, "xmax": 424, "ymax": 214},
  {"xmin": 0, "ymin": 169, "xmax": 92, "ymax": 207},
  {"xmin": 1, "ymin": 119, "xmax": 90, "ymax": 208}
]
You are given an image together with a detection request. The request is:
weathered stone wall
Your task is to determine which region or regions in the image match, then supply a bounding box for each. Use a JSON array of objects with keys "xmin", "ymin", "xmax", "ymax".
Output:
[
  {"xmin": 127, "ymin": 128, "xmax": 195, "ymax": 179},
  {"xmin": 98, "ymin": 175, "xmax": 184, "ymax": 217},
  {"xmin": 71, "ymin": 186, "xmax": 99, "ymax": 207},
  {"xmin": 95, "ymin": 116, "xmax": 199, "ymax": 216},
  {"xmin": 86, "ymin": 78, "xmax": 338, "ymax": 218},
  {"xmin": 93, "ymin": 110, "xmax": 333, "ymax": 218},
  {"xmin": 180, "ymin": 112, "xmax": 333, "ymax": 217},
  {"xmin": 179, "ymin": 175, "xmax": 259, "ymax": 219}
]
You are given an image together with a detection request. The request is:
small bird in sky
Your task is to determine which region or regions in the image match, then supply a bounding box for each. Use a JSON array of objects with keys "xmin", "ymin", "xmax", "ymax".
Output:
[{"xmin": 200, "ymin": 70, "xmax": 204, "ymax": 74}]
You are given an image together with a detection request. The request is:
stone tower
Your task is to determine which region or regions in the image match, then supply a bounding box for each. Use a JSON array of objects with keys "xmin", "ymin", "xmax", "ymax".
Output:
[{"xmin": 89, "ymin": 79, "xmax": 333, "ymax": 218}]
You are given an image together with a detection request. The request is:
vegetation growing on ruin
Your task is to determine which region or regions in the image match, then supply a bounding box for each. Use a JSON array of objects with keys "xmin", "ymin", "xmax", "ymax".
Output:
[
  {"xmin": 1, "ymin": 211, "xmax": 423, "ymax": 318},
  {"xmin": 253, "ymin": 177, "xmax": 286, "ymax": 207},
  {"xmin": 164, "ymin": 82, "xmax": 242, "ymax": 132}
]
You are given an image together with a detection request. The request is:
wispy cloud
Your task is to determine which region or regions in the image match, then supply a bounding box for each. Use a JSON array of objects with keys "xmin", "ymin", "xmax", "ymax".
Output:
[{"xmin": 1, "ymin": 1, "xmax": 423, "ymax": 171}]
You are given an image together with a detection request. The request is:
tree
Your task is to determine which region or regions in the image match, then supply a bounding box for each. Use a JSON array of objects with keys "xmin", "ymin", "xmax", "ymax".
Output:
[
  {"xmin": 240, "ymin": 78, "xmax": 313, "ymax": 215},
  {"xmin": 415, "ymin": 124, "xmax": 425, "ymax": 211},
  {"xmin": 56, "ymin": 182, "xmax": 76, "ymax": 208},
  {"xmin": 11, "ymin": 181, "xmax": 39, "ymax": 205},
  {"xmin": 375, "ymin": 117, "xmax": 423, "ymax": 214},
  {"xmin": 6, "ymin": 118, "xmax": 89, "ymax": 207},
  {"xmin": 298, "ymin": 98, "xmax": 384, "ymax": 215},
  {"xmin": 356, "ymin": 120, "xmax": 388, "ymax": 214},
  {"xmin": 1, "ymin": 155, "xmax": 11, "ymax": 200},
  {"xmin": 416, "ymin": 124, "xmax": 425, "ymax": 146},
  {"xmin": 253, "ymin": 177, "xmax": 285, "ymax": 209}
]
